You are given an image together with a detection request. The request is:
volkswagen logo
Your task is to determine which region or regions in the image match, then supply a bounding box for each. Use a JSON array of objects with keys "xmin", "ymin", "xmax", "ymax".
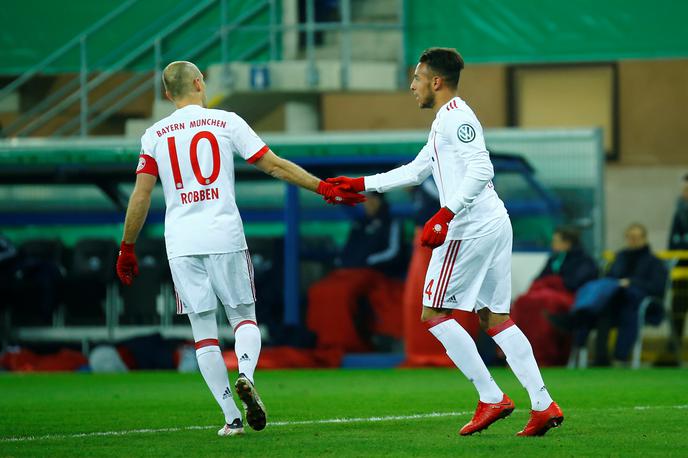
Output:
[{"xmin": 457, "ymin": 124, "xmax": 476, "ymax": 143}]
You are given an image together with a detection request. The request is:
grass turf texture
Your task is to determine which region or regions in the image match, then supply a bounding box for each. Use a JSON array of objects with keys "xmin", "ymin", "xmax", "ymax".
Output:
[{"xmin": 1, "ymin": 368, "xmax": 686, "ymax": 457}]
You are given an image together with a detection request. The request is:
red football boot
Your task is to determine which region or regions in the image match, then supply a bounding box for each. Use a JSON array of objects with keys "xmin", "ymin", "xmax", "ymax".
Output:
[
  {"xmin": 516, "ymin": 401, "xmax": 564, "ymax": 436},
  {"xmin": 459, "ymin": 394, "xmax": 515, "ymax": 436}
]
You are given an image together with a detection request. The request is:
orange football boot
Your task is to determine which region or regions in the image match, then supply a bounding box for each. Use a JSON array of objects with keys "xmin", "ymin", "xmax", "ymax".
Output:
[
  {"xmin": 516, "ymin": 401, "xmax": 564, "ymax": 436},
  {"xmin": 459, "ymin": 394, "xmax": 515, "ymax": 436}
]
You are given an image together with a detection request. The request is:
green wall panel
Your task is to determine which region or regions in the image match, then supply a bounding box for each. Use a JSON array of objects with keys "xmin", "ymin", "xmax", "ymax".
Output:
[{"xmin": 405, "ymin": 0, "xmax": 688, "ymax": 64}]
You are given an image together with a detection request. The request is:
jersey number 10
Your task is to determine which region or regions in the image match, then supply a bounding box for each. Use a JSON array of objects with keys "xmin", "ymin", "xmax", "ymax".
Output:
[{"xmin": 167, "ymin": 130, "xmax": 221, "ymax": 190}]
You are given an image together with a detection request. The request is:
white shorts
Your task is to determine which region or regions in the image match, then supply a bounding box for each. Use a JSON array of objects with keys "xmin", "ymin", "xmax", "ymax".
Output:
[
  {"xmin": 422, "ymin": 218, "xmax": 512, "ymax": 313},
  {"xmin": 169, "ymin": 250, "xmax": 256, "ymax": 315}
]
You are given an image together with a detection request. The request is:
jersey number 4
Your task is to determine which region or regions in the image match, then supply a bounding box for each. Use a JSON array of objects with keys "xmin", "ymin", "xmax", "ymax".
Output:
[
  {"xmin": 425, "ymin": 279, "xmax": 434, "ymax": 300},
  {"xmin": 167, "ymin": 131, "xmax": 221, "ymax": 189}
]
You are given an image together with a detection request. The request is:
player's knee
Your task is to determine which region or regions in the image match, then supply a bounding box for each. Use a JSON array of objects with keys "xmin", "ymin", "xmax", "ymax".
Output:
[
  {"xmin": 420, "ymin": 306, "xmax": 450, "ymax": 322},
  {"xmin": 225, "ymin": 303, "xmax": 257, "ymax": 330},
  {"xmin": 480, "ymin": 310, "xmax": 512, "ymax": 332}
]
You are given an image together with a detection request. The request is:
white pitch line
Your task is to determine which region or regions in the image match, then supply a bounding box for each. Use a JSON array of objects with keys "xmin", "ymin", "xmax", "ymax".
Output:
[
  {"xmin": 2, "ymin": 405, "xmax": 687, "ymax": 444},
  {"xmin": 268, "ymin": 410, "xmax": 473, "ymax": 427},
  {"xmin": 633, "ymin": 404, "xmax": 688, "ymax": 410},
  {"xmin": 3, "ymin": 411, "xmax": 472, "ymax": 443}
]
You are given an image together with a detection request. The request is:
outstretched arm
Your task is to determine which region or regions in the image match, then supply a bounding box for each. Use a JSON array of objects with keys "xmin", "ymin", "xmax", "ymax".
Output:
[
  {"xmin": 253, "ymin": 149, "xmax": 365, "ymax": 205},
  {"xmin": 228, "ymin": 112, "xmax": 362, "ymax": 204},
  {"xmin": 253, "ymin": 149, "xmax": 320, "ymax": 191},
  {"xmin": 327, "ymin": 146, "xmax": 433, "ymax": 194},
  {"xmin": 364, "ymin": 146, "xmax": 433, "ymax": 193}
]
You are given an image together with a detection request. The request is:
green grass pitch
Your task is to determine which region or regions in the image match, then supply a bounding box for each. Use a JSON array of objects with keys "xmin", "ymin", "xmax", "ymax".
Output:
[{"xmin": 1, "ymin": 368, "xmax": 686, "ymax": 457}]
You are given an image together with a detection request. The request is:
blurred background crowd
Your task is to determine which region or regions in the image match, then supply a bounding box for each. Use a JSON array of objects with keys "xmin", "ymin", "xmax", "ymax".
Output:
[{"xmin": 0, "ymin": 0, "xmax": 686, "ymax": 371}]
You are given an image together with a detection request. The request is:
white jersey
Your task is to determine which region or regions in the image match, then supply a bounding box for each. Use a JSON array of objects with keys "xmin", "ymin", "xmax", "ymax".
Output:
[
  {"xmin": 136, "ymin": 104, "xmax": 269, "ymax": 259},
  {"xmin": 365, "ymin": 97, "xmax": 508, "ymax": 240}
]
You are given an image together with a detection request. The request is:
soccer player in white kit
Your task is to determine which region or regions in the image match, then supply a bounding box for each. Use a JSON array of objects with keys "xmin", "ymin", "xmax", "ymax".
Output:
[
  {"xmin": 327, "ymin": 48, "xmax": 564, "ymax": 437},
  {"xmin": 115, "ymin": 61, "xmax": 365, "ymax": 437}
]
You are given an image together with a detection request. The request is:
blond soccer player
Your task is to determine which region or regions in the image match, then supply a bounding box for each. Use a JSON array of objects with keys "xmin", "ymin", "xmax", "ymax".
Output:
[{"xmin": 116, "ymin": 61, "xmax": 364, "ymax": 437}]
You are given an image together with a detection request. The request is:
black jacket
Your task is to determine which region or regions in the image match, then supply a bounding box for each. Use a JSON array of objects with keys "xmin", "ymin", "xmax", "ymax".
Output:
[
  {"xmin": 669, "ymin": 199, "xmax": 688, "ymax": 250},
  {"xmin": 339, "ymin": 204, "xmax": 404, "ymax": 276},
  {"xmin": 607, "ymin": 246, "xmax": 668, "ymax": 298},
  {"xmin": 537, "ymin": 247, "xmax": 598, "ymax": 292}
]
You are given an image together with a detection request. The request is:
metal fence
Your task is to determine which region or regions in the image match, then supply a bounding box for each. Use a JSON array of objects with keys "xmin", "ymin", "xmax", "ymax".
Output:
[{"xmin": 0, "ymin": 0, "xmax": 406, "ymax": 138}]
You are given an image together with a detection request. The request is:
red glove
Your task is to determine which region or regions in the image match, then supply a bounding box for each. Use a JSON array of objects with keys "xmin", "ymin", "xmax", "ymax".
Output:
[
  {"xmin": 116, "ymin": 241, "xmax": 139, "ymax": 286},
  {"xmin": 421, "ymin": 207, "xmax": 455, "ymax": 248},
  {"xmin": 325, "ymin": 176, "xmax": 365, "ymax": 192},
  {"xmin": 316, "ymin": 181, "xmax": 366, "ymax": 206}
]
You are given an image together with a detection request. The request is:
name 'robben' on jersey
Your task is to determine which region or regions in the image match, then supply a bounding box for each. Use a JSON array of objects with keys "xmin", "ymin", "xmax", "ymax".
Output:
[{"xmin": 135, "ymin": 104, "xmax": 268, "ymax": 259}]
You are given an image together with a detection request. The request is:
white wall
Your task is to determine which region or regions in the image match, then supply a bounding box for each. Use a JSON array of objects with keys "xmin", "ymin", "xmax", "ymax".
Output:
[
  {"xmin": 605, "ymin": 165, "xmax": 687, "ymax": 251},
  {"xmin": 511, "ymin": 252, "xmax": 548, "ymax": 299}
]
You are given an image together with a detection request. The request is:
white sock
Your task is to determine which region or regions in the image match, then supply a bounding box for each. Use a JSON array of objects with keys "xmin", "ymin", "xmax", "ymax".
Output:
[
  {"xmin": 234, "ymin": 322, "xmax": 261, "ymax": 383},
  {"xmin": 196, "ymin": 342, "xmax": 242, "ymax": 424},
  {"xmin": 489, "ymin": 320, "xmax": 554, "ymax": 411},
  {"xmin": 428, "ymin": 318, "xmax": 503, "ymax": 403}
]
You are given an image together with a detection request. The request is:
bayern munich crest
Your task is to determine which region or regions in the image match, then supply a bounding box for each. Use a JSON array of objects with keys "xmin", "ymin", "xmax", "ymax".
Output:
[{"xmin": 457, "ymin": 124, "xmax": 476, "ymax": 143}]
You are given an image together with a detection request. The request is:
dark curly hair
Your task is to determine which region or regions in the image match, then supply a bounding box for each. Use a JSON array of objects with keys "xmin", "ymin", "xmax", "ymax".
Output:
[{"xmin": 418, "ymin": 47, "xmax": 465, "ymax": 88}]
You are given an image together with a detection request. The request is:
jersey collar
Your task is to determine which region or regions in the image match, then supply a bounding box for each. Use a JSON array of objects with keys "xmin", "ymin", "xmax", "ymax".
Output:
[{"xmin": 440, "ymin": 97, "xmax": 461, "ymax": 112}]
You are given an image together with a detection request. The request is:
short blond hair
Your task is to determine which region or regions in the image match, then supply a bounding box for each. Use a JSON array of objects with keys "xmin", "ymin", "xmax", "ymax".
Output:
[
  {"xmin": 162, "ymin": 61, "xmax": 202, "ymax": 99},
  {"xmin": 625, "ymin": 223, "xmax": 647, "ymax": 238}
]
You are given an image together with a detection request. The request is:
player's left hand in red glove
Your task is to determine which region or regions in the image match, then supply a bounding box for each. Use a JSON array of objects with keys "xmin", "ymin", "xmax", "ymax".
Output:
[
  {"xmin": 116, "ymin": 241, "xmax": 139, "ymax": 286},
  {"xmin": 316, "ymin": 181, "xmax": 366, "ymax": 206},
  {"xmin": 421, "ymin": 207, "xmax": 455, "ymax": 248}
]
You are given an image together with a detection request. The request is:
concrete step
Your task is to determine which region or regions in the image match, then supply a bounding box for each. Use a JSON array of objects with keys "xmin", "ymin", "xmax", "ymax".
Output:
[
  {"xmin": 309, "ymin": 30, "xmax": 401, "ymax": 61},
  {"xmin": 351, "ymin": 0, "xmax": 401, "ymax": 22},
  {"xmin": 206, "ymin": 59, "xmax": 398, "ymax": 97},
  {"xmin": 43, "ymin": 72, "xmax": 154, "ymax": 116}
]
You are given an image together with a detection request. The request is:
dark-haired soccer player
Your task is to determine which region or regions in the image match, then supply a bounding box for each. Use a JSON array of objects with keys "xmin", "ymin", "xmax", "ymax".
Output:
[{"xmin": 327, "ymin": 48, "xmax": 563, "ymax": 437}]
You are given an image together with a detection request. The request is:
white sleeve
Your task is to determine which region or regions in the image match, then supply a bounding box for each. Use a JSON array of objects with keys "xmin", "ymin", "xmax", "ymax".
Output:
[
  {"xmin": 136, "ymin": 129, "xmax": 160, "ymax": 176},
  {"xmin": 228, "ymin": 113, "xmax": 269, "ymax": 163},
  {"xmin": 140, "ymin": 129, "xmax": 156, "ymax": 158},
  {"xmin": 364, "ymin": 146, "xmax": 433, "ymax": 193},
  {"xmin": 442, "ymin": 113, "xmax": 494, "ymax": 213}
]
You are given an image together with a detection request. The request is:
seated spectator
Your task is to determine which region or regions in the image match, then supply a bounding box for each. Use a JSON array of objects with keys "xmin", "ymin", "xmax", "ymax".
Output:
[
  {"xmin": 659, "ymin": 173, "xmax": 688, "ymax": 365},
  {"xmin": 552, "ymin": 223, "xmax": 668, "ymax": 366},
  {"xmin": 668, "ymin": 173, "xmax": 688, "ymax": 250},
  {"xmin": 307, "ymin": 193, "xmax": 405, "ymax": 352},
  {"xmin": 511, "ymin": 227, "xmax": 598, "ymax": 365}
]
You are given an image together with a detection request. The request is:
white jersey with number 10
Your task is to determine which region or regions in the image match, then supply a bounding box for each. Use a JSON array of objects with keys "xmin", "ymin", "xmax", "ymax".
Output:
[{"xmin": 136, "ymin": 104, "xmax": 268, "ymax": 259}]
